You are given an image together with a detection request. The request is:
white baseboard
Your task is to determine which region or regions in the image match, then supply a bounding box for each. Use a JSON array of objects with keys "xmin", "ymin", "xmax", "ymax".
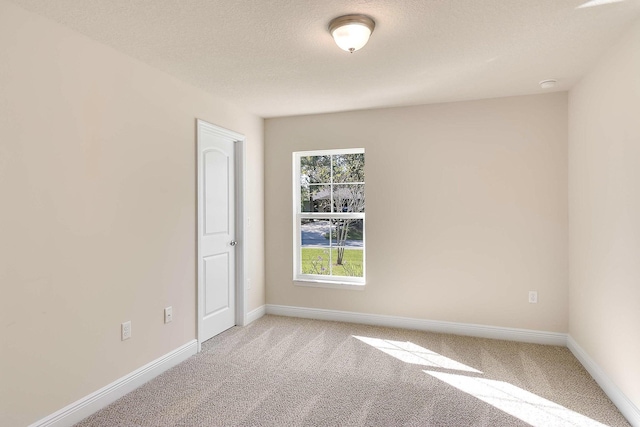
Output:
[
  {"xmin": 567, "ymin": 335, "xmax": 640, "ymax": 427},
  {"xmin": 27, "ymin": 311, "xmax": 639, "ymax": 427},
  {"xmin": 265, "ymin": 304, "xmax": 567, "ymax": 346},
  {"xmin": 246, "ymin": 304, "xmax": 266, "ymax": 325},
  {"xmin": 30, "ymin": 340, "xmax": 198, "ymax": 427}
]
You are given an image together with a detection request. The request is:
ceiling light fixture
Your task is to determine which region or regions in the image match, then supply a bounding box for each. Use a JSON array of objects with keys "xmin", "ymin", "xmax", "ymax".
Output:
[{"xmin": 329, "ymin": 14, "xmax": 375, "ymax": 53}]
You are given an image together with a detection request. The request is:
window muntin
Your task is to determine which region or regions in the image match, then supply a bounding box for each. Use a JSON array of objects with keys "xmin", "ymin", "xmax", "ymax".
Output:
[{"xmin": 293, "ymin": 149, "xmax": 365, "ymax": 285}]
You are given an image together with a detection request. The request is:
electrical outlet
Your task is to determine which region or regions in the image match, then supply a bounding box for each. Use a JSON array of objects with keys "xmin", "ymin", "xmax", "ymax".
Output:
[
  {"xmin": 164, "ymin": 306, "xmax": 173, "ymax": 323},
  {"xmin": 121, "ymin": 321, "xmax": 131, "ymax": 340},
  {"xmin": 528, "ymin": 291, "xmax": 538, "ymax": 304}
]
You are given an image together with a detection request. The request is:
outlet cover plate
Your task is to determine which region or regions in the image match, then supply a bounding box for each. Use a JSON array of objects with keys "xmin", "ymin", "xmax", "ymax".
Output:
[{"xmin": 121, "ymin": 321, "xmax": 131, "ymax": 340}]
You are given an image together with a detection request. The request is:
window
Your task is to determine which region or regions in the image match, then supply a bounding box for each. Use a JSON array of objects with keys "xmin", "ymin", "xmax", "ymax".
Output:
[{"xmin": 293, "ymin": 149, "xmax": 365, "ymax": 286}]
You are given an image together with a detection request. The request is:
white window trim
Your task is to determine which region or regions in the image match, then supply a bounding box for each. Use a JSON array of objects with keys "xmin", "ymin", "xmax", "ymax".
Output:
[{"xmin": 293, "ymin": 148, "xmax": 366, "ymax": 288}]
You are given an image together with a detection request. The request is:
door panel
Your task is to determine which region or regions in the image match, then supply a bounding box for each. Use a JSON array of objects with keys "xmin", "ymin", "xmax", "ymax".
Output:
[
  {"xmin": 204, "ymin": 149, "xmax": 229, "ymax": 235},
  {"xmin": 204, "ymin": 254, "xmax": 230, "ymax": 315}
]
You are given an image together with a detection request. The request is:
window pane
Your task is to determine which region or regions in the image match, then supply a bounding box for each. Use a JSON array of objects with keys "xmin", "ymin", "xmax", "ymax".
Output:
[
  {"xmin": 330, "ymin": 248, "xmax": 364, "ymax": 277},
  {"xmin": 301, "ymin": 219, "xmax": 332, "ymax": 248},
  {"xmin": 333, "ymin": 184, "xmax": 365, "ymax": 212},
  {"xmin": 300, "ymin": 246, "xmax": 332, "ymax": 275},
  {"xmin": 330, "ymin": 218, "xmax": 364, "ymax": 278},
  {"xmin": 330, "ymin": 218, "xmax": 363, "ymax": 246},
  {"xmin": 301, "ymin": 184, "xmax": 332, "ymax": 212},
  {"xmin": 313, "ymin": 184, "xmax": 333, "ymax": 213},
  {"xmin": 333, "ymin": 153, "xmax": 365, "ymax": 183},
  {"xmin": 301, "ymin": 155, "xmax": 331, "ymax": 184}
]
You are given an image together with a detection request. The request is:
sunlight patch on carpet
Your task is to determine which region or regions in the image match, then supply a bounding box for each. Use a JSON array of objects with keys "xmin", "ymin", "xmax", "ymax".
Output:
[
  {"xmin": 352, "ymin": 336, "xmax": 482, "ymax": 373},
  {"xmin": 424, "ymin": 371, "xmax": 611, "ymax": 427},
  {"xmin": 354, "ymin": 335, "xmax": 610, "ymax": 427}
]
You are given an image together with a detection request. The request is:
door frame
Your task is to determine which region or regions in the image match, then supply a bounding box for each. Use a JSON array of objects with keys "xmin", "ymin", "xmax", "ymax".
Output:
[{"xmin": 196, "ymin": 119, "xmax": 247, "ymax": 352}]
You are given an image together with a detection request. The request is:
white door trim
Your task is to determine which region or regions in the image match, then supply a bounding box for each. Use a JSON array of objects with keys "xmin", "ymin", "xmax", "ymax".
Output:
[
  {"xmin": 233, "ymin": 131, "xmax": 248, "ymax": 328},
  {"xmin": 196, "ymin": 119, "xmax": 247, "ymax": 351}
]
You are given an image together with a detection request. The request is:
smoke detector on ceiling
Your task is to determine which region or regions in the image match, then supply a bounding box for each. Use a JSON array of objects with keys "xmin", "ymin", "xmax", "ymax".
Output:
[{"xmin": 539, "ymin": 79, "xmax": 558, "ymax": 89}]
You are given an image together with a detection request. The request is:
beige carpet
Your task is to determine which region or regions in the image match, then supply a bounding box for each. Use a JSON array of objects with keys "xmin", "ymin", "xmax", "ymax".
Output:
[{"xmin": 75, "ymin": 315, "xmax": 630, "ymax": 426}]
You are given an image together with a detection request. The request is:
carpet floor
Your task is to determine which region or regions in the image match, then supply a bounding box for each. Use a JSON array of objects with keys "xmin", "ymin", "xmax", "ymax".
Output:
[{"xmin": 75, "ymin": 315, "xmax": 630, "ymax": 426}]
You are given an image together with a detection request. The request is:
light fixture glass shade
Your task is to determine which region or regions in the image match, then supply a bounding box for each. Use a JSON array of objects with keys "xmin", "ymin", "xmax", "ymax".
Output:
[
  {"xmin": 331, "ymin": 23, "xmax": 371, "ymax": 52},
  {"xmin": 329, "ymin": 15, "xmax": 375, "ymax": 53}
]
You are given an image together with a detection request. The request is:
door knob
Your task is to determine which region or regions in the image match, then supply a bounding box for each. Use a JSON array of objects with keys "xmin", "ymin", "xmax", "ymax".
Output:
[{"xmin": 229, "ymin": 241, "xmax": 237, "ymax": 246}]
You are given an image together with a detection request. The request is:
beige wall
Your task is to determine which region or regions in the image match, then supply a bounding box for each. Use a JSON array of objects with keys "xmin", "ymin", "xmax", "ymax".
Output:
[
  {"xmin": 568, "ymin": 19, "xmax": 640, "ymax": 410},
  {"xmin": 265, "ymin": 93, "xmax": 568, "ymax": 333},
  {"xmin": 0, "ymin": 1, "xmax": 264, "ymax": 425}
]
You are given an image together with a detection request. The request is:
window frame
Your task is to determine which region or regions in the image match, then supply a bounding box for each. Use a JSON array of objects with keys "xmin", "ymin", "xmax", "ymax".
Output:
[{"xmin": 292, "ymin": 148, "xmax": 366, "ymax": 288}]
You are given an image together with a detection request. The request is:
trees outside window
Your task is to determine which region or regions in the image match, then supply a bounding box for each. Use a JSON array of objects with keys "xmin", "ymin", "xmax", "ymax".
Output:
[{"xmin": 294, "ymin": 149, "xmax": 365, "ymax": 285}]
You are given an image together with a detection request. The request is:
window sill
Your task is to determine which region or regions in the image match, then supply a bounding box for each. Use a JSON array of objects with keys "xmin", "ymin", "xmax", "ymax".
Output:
[{"xmin": 294, "ymin": 279, "xmax": 366, "ymax": 290}]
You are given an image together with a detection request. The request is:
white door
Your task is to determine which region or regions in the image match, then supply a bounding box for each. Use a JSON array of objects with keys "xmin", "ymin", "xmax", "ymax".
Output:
[{"xmin": 197, "ymin": 120, "xmax": 239, "ymax": 343}]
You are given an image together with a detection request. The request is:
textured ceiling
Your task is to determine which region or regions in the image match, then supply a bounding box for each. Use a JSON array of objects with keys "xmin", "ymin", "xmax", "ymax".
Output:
[{"xmin": 9, "ymin": 0, "xmax": 640, "ymax": 117}]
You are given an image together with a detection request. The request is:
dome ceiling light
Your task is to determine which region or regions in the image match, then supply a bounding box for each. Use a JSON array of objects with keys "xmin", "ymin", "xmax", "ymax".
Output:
[{"xmin": 328, "ymin": 14, "xmax": 376, "ymax": 53}]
